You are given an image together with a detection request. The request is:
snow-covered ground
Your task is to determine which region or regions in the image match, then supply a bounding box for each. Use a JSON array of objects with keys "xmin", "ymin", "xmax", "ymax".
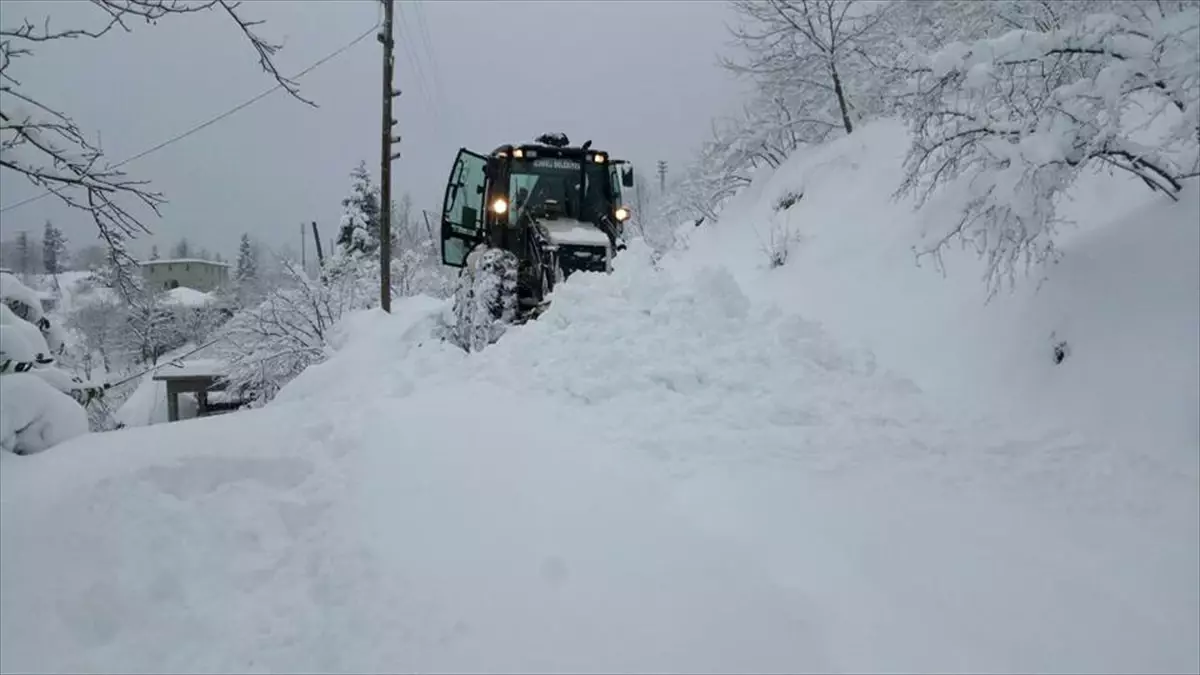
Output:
[
  {"xmin": 164, "ymin": 286, "xmax": 215, "ymax": 307},
  {"xmin": 676, "ymin": 118, "xmax": 1199, "ymax": 478},
  {"xmin": 2, "ymin": 121, "xmax": 1196, "ymax": 673}
]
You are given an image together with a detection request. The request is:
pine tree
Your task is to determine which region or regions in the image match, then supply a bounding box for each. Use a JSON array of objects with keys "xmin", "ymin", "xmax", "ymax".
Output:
[
  {"xmin": 150, "ymin": 245, "xmax": 160, "ymax": 260},
  {"xmin": 171, "ymin": 238, "xmax": 191, "ymax": 259},
  {"xmin": 41, "ymin": 220, "xmax": 68, "ymax": 275},
  {"xmin": 235, "ymin": 234, "xmax": 257, "ymax": 283},
  {"xmin": 234, "ymin": 233, "xmax": 259, "ymax": 305},
  {"xmin": 335, "ymin": 161, "xmax": 381, "ymax": 257},
  {"xmin": 15, "ymin": 231, "xmax": 33, "ymax": 276}
]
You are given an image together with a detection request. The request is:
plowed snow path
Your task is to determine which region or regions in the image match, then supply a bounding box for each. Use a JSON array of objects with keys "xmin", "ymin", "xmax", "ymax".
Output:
[{"xmin": 2, "ymin": 247, "xmax": 1196, "ymax": 673}]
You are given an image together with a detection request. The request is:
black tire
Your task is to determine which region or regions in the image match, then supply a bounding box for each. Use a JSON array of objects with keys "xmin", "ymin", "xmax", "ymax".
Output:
[{"xmin": 451, "ymin": 247, "xmax": 519, "ymax": 352}]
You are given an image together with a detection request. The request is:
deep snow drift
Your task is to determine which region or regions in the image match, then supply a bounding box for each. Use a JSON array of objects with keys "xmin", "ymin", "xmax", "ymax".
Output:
[
  {"xmin": 3, "ymin": 238, "xmax": 1197, "ymax": 673},
  {"xmin": 674, "ymin": 118, "xmax": 1199, "ymax": 468},
  {"xmin": 2, "ymin": 120, "xmax": 1197, "ymax": 673}
]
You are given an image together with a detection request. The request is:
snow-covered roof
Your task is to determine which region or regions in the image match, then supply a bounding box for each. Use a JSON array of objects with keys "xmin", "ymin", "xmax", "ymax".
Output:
[
  {"xmin": 151, "ymin": 358, "xmax": 227, "ymax": 380},
  {"xmin": 141, "ymin": 258, "xmax": 230, "ymax": 267}
]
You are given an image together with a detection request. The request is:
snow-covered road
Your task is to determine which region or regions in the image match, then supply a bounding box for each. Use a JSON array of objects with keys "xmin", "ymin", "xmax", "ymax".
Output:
[{"xmin": 2, "ymin": 246, "xmax": 1196, "ymax": 673}]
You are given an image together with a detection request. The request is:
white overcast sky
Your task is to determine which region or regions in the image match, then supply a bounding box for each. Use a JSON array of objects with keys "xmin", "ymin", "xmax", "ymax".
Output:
[{"xmin": 0, "ymin": 0, "xmax": 747, "ymax": 259}]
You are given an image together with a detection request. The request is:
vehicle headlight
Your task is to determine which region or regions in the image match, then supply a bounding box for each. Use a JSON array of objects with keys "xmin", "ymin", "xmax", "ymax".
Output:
[
  {"xmin": 491, "ymin": 198, "xmax": 508, "ymax": 214},
  {"xmin": 614, "ymin": 206, "xmax": 630, "ymax": 222}
]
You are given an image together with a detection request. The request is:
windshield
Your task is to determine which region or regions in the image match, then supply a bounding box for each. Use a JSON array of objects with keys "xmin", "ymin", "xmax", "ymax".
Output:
[{"xmin": 508, "ymin": 157, "xmax": 609, "ymax": 224}]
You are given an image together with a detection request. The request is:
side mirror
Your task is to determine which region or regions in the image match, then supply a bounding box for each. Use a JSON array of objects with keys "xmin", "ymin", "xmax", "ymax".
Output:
[{"xmin": 621, "ymin": 167, "xmax": 634, "ymax": 189}]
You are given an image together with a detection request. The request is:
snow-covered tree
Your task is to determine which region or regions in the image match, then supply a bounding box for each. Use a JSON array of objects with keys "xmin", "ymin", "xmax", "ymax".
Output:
[
  {"xmin": 234, "ymin": 233, "xmax": 260, "ymax": 305},
  {"xmin": 335, "ymin": 161, "xmax": 381, "ymax": 257},
  {"xmin": 1, "ymin": 1, "xmax": 316, "ymax": 262},
  {"xmin": 41, "ymin": 220, "xmax": 67, "ymax": 275},
  {"xmin": 149, "ymin": 244, "xmax": 160, "ymax": 260},
  {"xmin": 723, "ymin": 0, "xmax": 898, "ymax": 142},
  {"xmin": 66, "ymin": 298, "xmax": 122, "ymax": 375},
  {"xmin": 121, "ymin": 286, "xmax": 188, "ymax": 365},
  {"xmin": 1, "ymin": 271, "xmax": 96, "ymax": 454},
  {"xmin": 171, "ymin": 237, "xmax": 191, "ymax": 259},
  {"xmin": 387, "ymin": 192, "xmax": 453, "ymax": 297},
  {"xmin": 235, "ymin": 233, "xmax": 257, "ymax": 281},
  {"xmin": 14, "ymin": 231, "xmax": 34, "ymax": 277},
  {"xmin": 660, "ymin": 119, "xmax": 762, "ymax": 228},
  {"xmin": 216, "ymin": 257, "xmax": 368, "ymax": 405},
  {"xmin": 897, "ymin": 1, "xmax": 1200, "ymax": 292},
  {"xmin": 71, "ymin": 244, "xmax": 108, "ymax": 272}
]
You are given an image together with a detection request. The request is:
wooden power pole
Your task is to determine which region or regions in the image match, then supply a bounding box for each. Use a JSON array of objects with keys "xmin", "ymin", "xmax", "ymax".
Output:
[
  {"xmin": 311, "ymin": 221, "xmax": 325, "ymax": 267},
  {"xmin": 378, "ymin": 0, "xmax": 400, "ymax": 312}
]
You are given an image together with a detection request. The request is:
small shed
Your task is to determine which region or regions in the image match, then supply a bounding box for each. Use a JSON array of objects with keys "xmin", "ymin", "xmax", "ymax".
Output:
[{"xmin": 151, "ymin": 359, "xmax": 243, "ymax": 422}]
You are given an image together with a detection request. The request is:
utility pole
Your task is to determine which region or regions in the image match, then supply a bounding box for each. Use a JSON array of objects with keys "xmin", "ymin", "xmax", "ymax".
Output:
[
  {"xmin": 378, "ymin": 0, "xmax": 401, "ymax": 312},
  {"xmin": 657, "ymin": 160, "xmax": 668, "ymax": 193},
  {"xmin": 300, "ymin": 222, "xmax": 307, "ymax": 274},
  {"xmin": 311, "ymin": 222, "xmax": 325, "ymax": 267}
]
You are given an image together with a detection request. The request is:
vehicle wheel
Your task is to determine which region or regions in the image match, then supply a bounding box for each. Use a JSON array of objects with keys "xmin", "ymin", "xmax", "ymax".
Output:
[{"xmin": 451, "ymin": 247, "xmax": 519, "ymax": 352}]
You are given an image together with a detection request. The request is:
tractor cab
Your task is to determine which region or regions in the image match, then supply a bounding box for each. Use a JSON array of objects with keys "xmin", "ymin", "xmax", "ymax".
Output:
[
  {"xmin": 439, "ymin": 133, "xmax": 635, "ymax": 350},
  {"xmin": 440, "ymin": 133, "xmax": 634, "ymax": 278}
]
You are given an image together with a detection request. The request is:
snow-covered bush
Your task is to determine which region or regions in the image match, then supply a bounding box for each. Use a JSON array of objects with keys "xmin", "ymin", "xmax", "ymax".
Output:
[
  {"xmin": 1, "ymin": 272, "xmax": 94, "ymax": 454},
  {"xmin": 0, "ymin": 373, "xmax": 89, "ymax": 455},
  {"xmin": 216, "ymin": 247, "xmax": 378, "ymax": 406},
  {"xmin": 392, "ymin": 247, "xmax": 450, "ymax": 299},
  {"xmin": 214, "ymin": 165, "xmax": 451, "ymax": 405},
  {"xmin": 759, "ymin": 220, "xmax": 804, "ymax": 269},
  {"xmin": 898, "ymin": 2, "xmax": 1200, "ymax": 291}
]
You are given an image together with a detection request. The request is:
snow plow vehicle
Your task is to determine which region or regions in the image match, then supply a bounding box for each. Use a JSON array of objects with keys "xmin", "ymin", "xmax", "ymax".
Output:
[{"xmin": 439, "ymin": 133, "xmax": 635, "ymax": 351}]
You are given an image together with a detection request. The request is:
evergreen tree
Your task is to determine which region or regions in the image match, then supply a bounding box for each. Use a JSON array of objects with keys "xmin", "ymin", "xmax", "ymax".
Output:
[
  {"xmin": 235, "ymin": 234, "xmax": 257, "ymax": 283},
  {"xmin": 41, "ymin": 220, "xmax": 68, "ymax": 275},
  {"xmin": 14, "ymin": 231, "xmax": 33, "ymax": 276},
  {"xmin": 234, "ymin": 233, "xmax": 260, "ymax": 305},
  {"xmin": 150, "ymin": 245, "xmax": 160, "ymax": 260},
  {"xmin": 335, "ymin": 161, "xmax": 381, "ymax": 257},
  {"xmin": 171, "ymin": 238, "xmax": 191, "ymax": 259}
]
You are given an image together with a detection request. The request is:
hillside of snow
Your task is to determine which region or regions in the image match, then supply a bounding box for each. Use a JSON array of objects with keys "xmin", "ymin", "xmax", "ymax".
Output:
[
  {"xmin": 674, "ymin": 117, "xmax": 1199, "ymax": 469},
  {"xmin": 2, "ymin": 120, "xmax": 1197, "ymax": 673}
]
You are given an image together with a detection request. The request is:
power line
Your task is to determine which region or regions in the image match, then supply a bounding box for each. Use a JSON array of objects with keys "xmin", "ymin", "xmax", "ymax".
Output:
[
  {"xmin": 393, "ymin": 2, "xmax": 435, "ymax": 117},
  {"xmin": 412, "ymin": 1, "xmax": 448, "ymax": 112},
  {"xmin": 1, "ymin": 20, "xmax": 382, "ymax": 214}
]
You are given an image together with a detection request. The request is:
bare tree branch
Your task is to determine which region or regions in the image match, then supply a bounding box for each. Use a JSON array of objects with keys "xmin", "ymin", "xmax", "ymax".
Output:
[{"xmin": 0, "ymin": 0, "xmax": 315, "ymax": 300}]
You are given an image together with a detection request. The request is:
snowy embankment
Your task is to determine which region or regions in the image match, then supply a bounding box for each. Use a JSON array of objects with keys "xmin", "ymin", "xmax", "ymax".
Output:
[
  {"xmin": 675, "ymin": 118, "xmax": 1200, "ymax": 466},
  {"xmin": 2, "ymin": 121, "xmax": 1197, "ymax": 673}
]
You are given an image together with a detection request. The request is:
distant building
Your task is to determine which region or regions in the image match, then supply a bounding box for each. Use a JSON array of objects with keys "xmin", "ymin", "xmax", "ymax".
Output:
[{"xmin": 141, "ymin": 258, "xmax": 230, "ymax": 293}]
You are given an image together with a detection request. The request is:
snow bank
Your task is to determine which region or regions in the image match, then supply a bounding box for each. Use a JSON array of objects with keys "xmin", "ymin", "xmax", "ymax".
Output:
[
  {"xmin": 0, "ymin": 346, "xmax": 821, "ymax": 673},
  {"xmin": 0, "ymin": 373, "xmax": 88, "ymax": 455},
  {"xmin": 1, "ymin": 126, "xmax": 1196, "ymax": 672},
  {"xmin": 164, "ymin": 286, "xmax": 214, "ymax": 307},
  {"xmin": 673, "ymin": 117, "xmax": 1199, "ymax": 463}
]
